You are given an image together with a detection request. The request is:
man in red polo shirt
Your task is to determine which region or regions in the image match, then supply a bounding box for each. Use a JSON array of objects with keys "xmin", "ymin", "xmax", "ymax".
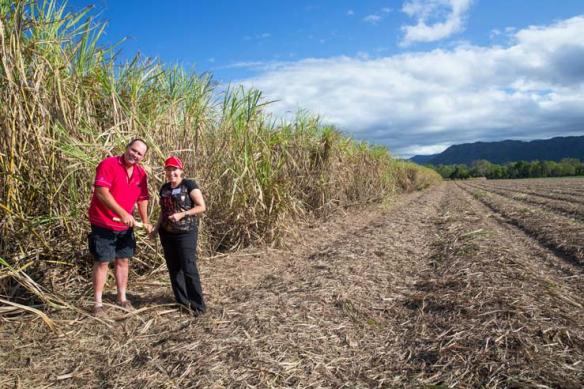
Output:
[{"xmin": 88, "ymin": 138, "xmax": 153, "ymax": 316}]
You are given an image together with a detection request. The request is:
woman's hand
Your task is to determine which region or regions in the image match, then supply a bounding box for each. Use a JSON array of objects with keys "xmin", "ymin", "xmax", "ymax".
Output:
[
  {"xmin": 168, "ymin": 211, "xmax": 187, "ymax": 223},
  {"xmin": 143, "ymin": 223, "xmax": 154, "ymax": 234},
  {"xmin": 148, "ymin": 225, "xmax": 159, "ymax": 240}
]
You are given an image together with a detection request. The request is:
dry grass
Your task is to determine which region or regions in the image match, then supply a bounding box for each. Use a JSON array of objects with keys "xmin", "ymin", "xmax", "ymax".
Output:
[{"xmin": 2, "ymin": 183, "xmax": 584, "ymax": 387}]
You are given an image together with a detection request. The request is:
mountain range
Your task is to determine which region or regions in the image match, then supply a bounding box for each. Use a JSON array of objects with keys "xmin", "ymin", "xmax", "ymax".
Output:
[{"xmin": 410, "ymin": 135, "xmax": 584, "ymax": 165}]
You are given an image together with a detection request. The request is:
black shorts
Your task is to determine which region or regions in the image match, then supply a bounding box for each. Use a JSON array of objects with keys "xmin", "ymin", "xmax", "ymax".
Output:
[{"xmin": 88, "ymin": 225, "xmax": 136, "ymax": 262}]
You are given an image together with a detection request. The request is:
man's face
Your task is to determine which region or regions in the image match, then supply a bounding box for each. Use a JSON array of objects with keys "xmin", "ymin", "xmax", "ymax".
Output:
[{"xmin": 123, "ymin": 141, "xmax": 147, "ymax": 165}]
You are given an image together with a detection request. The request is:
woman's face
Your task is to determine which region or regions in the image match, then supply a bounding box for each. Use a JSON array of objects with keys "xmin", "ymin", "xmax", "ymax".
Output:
[{"xmin": 165, "ymin": 166, "xmax": 183, "ymax": 185}]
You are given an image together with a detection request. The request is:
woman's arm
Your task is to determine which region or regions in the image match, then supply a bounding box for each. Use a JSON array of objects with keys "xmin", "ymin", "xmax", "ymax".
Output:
[
  {"xmin": 149, "ymin": 212, "xmax": 164, "ymax": 239},
  {"xmin": 170, "ymin": 186, "xmax": 206, "ymax": 222},
  {"xmin": 185, "ymin": 188, "xmax": 206, "ymax": 217}
]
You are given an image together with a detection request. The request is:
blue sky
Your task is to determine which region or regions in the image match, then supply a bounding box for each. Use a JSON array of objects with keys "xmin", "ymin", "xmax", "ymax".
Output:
[{"xmin": 66, "ymin": 0, "xmax": 584, "ymax": 157}]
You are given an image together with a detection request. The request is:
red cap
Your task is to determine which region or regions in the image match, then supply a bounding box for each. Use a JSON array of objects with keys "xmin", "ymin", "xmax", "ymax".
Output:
[{"xmin": 164, "ymin": 156, "xmax": 183, "ymax": 169}]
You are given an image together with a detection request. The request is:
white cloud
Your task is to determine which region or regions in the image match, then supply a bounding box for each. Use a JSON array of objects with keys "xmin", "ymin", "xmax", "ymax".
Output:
[
  {"xmin": 243, "ymin": 33, "xmax": 271, "ymax": 42},
  {"xmin": 238, "ymin": 16, "xmax": 584, "ymax": 157},
  {"xmin": 363, "ymin": 7, "xmax": 392, "ymax": 25},
  {"xmin": 347, "ymin": 9, "xmax": 355, "ymax": 16},
  {"xmin": 220, "ymin": 61, "xmax": 276, "ymax": 70},
  {"xmin": 401, "ymin": 0, "xmax": 473, "ymax": 46},
  {"xmin": 400, "ymin": 143, "xmax": 450, "ymax": 156},
  {"xmin": 489, "ymin": 28, "xmax": 501, "ymax": 40},
  {"xmin": 363, "ymin": 14, "xmax": 382, "ymax": 25},
  {"xmin": 356, "ymin": 51, "xmax": 370, "ymax": 59}
]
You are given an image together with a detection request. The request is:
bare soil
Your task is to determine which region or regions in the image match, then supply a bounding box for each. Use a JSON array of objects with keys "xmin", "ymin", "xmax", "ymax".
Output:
[{"xmin": 2, "ymin": 181, "xmax": 584, "ymax": 388}]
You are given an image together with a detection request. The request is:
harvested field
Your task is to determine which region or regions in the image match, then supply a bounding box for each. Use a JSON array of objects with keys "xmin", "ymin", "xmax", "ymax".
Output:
[
  {"xmin": 2, "ymin": 180, "xmax": 584, "ymax": 388},
  {"xmin": 460, "ymin": 180, "xmax": 584, "ymax": 265},
  {"xmin": 464, "ymin": 182, "xmax": 584, "ymax": 222},
  {"xmin": 473, "ymin": 178, "xmax": 584, "ymax": 204},
  {"xmin": 477, "ymin": 184, "xmax": 584, "ymax": 207}
]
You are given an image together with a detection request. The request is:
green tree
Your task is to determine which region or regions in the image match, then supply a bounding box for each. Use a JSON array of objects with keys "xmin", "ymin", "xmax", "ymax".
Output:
[
  {"xmin": 471, "ymin": 160, "xmax": 494, "ymax": 178},
  {"xmin": 451, "ymin": 165, "xmax": 470, "ymax": 180}
]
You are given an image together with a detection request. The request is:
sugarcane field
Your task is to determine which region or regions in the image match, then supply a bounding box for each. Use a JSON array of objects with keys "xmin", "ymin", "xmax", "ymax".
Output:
[{"xmin": 2, "ymin": 1, "xmax": 584, "ymax": 388}]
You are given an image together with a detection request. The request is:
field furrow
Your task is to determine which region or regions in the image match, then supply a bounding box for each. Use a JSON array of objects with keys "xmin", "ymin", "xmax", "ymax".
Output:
[
  {"xmin": 465, "ymin": 182, "xmax": 584, "ymax": 222},
  {"xmin": 479, "ymin": 178, "xmax": 584, "ymax": 199},
  {"xmin": 400, "ymin": 183, "xmax": 584, "ymax": 387},
  {"xmin": 459, "ymin": 183, "xmax": 584, "ymax": 266},
  {"xmin": 484, "ymin": 185, "xmax": 584, "ymax": 207}
]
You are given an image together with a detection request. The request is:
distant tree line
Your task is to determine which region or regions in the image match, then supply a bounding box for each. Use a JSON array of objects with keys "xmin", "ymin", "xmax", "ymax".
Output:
[{"xmin": 429, "ymin": 159, "xmax": 584, "ymax": 180}]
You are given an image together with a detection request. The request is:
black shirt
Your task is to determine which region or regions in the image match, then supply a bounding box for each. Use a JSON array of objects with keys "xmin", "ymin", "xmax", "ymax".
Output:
[{"xmin": 159, "ymin": 179, "xmax": 199, "ymax": 233}]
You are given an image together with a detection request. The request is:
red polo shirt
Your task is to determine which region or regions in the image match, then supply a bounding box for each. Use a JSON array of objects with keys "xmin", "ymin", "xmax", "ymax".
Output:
[{"xmin": 88, "ymin": 156, "xmax": 149, "ymax": 231}]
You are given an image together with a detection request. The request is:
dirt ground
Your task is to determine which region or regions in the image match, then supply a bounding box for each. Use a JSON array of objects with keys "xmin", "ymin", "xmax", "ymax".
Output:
[{"xmin": 1, "ymin": 181, "xmax": 584, "ymax": 388}]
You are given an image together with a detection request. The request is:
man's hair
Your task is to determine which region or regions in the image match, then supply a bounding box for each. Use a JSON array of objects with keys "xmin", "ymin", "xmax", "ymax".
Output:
[{"xmin": 126, "ymin": 138, "xmax": 149, "ymax": 152}]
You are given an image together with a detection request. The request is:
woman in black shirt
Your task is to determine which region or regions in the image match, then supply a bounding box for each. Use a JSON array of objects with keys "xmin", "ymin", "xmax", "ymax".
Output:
[{"xmin": 152, "ymin": 156, "xmax": 207, "ymax": 315}]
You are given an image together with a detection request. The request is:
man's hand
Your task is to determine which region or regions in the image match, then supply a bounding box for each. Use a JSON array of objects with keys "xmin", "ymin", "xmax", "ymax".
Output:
[{"xmin": 119, "ymin": 212, "xmax": 136, "ymax": 227}]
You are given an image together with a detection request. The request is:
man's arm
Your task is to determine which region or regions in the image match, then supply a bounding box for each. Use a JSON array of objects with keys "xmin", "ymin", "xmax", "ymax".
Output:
[{"xmin": 95, "ymin": 186, "xmax": 135, "ymax": 227}]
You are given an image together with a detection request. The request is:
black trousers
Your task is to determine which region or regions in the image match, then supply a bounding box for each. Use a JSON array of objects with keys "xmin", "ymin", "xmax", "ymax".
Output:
[{"xmin": 159, "ymin": 229, "xmax": 205, "ymax": 313}]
